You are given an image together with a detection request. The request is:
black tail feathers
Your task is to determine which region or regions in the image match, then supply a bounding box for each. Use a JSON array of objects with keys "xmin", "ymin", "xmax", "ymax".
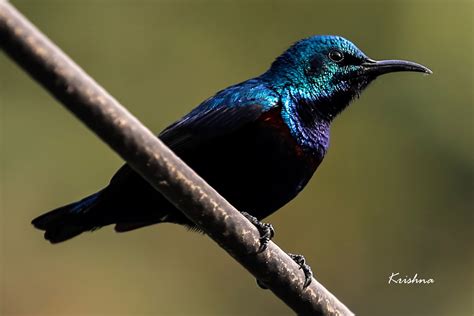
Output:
[{"xmin": 32, "ymin": 192, "xmax": 102, "ymax": 244}]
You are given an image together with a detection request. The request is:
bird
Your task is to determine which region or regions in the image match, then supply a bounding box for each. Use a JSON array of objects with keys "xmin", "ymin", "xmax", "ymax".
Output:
[{"xmin": 32, "ymin": 35, "xmax": 431, "ymax": 285}]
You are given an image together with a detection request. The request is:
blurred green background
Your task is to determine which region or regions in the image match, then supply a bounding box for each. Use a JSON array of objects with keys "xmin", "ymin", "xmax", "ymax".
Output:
[{"xmin": 1, "ymin": 1, "xmax": 472, "ymax": 315}]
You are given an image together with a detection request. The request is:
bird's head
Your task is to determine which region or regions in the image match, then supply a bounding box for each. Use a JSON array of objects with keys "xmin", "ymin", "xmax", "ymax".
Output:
[{"xmin": 265, "ymin": 35, "xmax": 432, "ymax": 121}]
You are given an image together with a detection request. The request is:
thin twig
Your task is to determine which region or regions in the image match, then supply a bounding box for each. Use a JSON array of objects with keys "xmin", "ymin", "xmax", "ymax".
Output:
[{"xmin": 0, "ymin": 2, "xmax": 354, "ymax": 315}]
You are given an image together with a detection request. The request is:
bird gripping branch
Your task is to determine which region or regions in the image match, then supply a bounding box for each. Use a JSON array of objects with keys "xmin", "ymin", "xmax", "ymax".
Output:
[{"xmin": 32, "ymin": 35, "xmax": 431, "ymax": 286}]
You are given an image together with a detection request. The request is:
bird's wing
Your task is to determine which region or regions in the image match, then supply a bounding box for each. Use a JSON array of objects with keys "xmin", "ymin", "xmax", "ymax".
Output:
[
  {"xmin": 103, "ymin": 82, "xmax": 280, "ymax": 233},
  {"xmin": 159, "ymin": 104, "xmax": 265, "ymax": 151},
  {"xmin": 159, "ymin": 81, "xmax": 279, "ymax": 152},
  {"xmin": 108, "ymin": 80, "xmax": 278, "ymax": 187}
]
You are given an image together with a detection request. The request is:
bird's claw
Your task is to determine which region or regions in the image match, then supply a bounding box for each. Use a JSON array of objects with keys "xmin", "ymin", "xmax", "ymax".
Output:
[
  {"xmin": 255, "ymin": 253, "xmax": 313, "ymax": 290},
  {"xmin": 241, "ymin": 211, "xmax": 275, "ymax": 253},
  {"xmin": 288, "ymin": 253, "xmax": 313, "ymax": 288},
  {"xmin": 257, "ymin": 222, "xmax": 275, "ymax": 252},
  {"xmin": 240, "ymin": 212, "xmax": 311, "ymax": 289}
]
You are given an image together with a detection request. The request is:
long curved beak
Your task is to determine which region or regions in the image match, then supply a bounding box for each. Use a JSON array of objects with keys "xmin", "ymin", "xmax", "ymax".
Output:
[{"xmin": 362, "ymin": 58, "xmax": 432, "ymax": 76}]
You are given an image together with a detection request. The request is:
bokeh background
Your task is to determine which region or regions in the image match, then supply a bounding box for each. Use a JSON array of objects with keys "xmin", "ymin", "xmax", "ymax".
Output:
[{"xmin": 1, "ymin": 1, "xmax": 472, "ymax": 315}]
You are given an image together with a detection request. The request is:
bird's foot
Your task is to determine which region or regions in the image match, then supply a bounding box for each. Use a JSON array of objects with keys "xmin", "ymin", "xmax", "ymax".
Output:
[
  {"xmin": 241, "ymin": 211, "xmax": 274, "ymax": 253},
  {"xmin": 255, "ymin": 253, "xmax": 313, "ymax": 289},
  {"xmin": 288, "ymin": 253, "xmax": 313, "ymax": 288}
]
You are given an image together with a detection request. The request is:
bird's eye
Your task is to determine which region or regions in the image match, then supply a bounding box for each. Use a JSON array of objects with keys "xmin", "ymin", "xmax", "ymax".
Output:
[{"xmin": 328, "ymin": 50, "xmax": 344, "ymax": 62}]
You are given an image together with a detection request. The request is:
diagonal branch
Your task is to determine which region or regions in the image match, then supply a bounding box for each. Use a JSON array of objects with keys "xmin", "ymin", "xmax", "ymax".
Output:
[{"xmin": 0, "ymin": 2, "xmax": 353, "ymax": 315}]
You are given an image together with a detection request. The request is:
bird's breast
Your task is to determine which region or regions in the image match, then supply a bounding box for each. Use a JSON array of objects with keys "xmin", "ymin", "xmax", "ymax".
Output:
[{"xmin": 257, "ymin": 107, "xmax": 324, "ymax": 167}]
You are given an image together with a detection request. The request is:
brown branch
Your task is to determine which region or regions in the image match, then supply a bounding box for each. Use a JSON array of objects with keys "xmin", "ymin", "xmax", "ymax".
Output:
[{"xmin": 0, "ymin": 1, "xmax": 354, "ymax": 315}]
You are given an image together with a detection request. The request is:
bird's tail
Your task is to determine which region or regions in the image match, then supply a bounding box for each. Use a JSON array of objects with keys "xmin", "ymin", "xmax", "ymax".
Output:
[{"xmin": 32, "ymin": 192, "xmax": 102, "ymax": 244}]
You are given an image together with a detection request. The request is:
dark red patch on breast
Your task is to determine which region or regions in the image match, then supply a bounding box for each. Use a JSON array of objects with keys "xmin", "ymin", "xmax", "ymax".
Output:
[{"xmin": 257, "ymin": 107, "xmax": 319, "ymax": 169}]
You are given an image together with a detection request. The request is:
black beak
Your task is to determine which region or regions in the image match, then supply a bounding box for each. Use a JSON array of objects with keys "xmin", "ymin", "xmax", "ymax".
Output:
[{"xmin": 362, "ymin": 58, "xmax": 432, "ymax": 76}]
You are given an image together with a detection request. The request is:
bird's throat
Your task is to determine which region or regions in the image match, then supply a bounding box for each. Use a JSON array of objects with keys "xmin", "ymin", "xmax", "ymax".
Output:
[{"xmin": 281, "ymin": 96, "xmax": 331, "ymax": 158}]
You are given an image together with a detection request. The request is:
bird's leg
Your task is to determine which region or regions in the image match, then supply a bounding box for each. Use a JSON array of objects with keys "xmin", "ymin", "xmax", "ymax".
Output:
[
  {"xmin": 288, "ymin": 253, "xmax": 313, "ymax": 288},
  {"xmin": 241, "ymin": 211, "xmax": 274, "ymax": 253}
]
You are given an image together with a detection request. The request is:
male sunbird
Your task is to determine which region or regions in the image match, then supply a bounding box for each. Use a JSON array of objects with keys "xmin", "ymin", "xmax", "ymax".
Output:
[{"xmin": 33, "ymin": 35, "xmax": 431, "ymax": 285}]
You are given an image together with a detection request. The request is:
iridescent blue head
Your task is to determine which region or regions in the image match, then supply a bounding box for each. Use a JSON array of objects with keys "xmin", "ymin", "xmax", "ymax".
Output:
[{"xmin": 264, "ymin": 35, "xmax": 432, "ymax": 121}]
